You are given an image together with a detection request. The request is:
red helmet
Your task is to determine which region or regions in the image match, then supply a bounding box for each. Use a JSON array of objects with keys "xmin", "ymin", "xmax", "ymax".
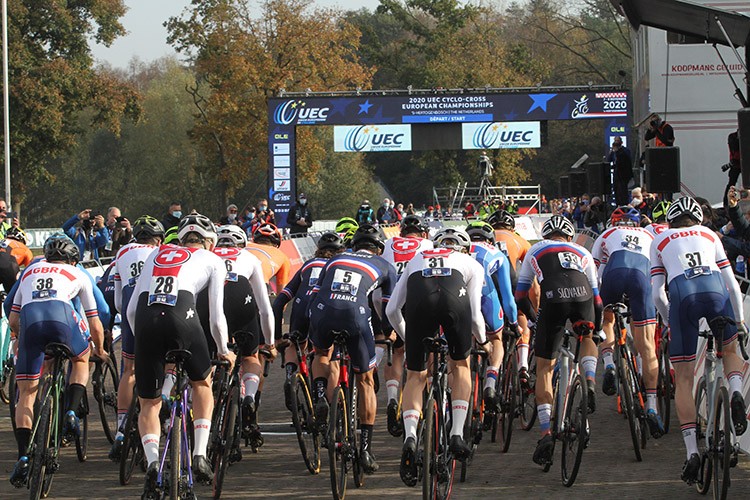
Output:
[{"xmin": 253, "ymin": 223, "xmax": 282, "ymax": 247}]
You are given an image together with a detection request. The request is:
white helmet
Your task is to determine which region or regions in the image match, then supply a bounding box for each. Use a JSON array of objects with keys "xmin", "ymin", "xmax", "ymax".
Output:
[
  {"xmin": 217, "ymin": 224, "xmax": 248, "ymax": 248},
  {"xmin": 666, "ymin": 196, "xmax": 703, "ymax": 225},
  {"xmin": 432, "ymin": 227, "xmax": 471, "ymax": 251},
  {"xmin": 178, "ymin": 213, "xmax": 217, "ymax": 246},
  {"xmin": 541, "ymin": 215, "xmax": 575, "ymax": 239}
]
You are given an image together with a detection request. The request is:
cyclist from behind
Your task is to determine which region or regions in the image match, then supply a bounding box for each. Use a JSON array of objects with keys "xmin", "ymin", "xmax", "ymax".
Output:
[
  {"xmin": 9, "ymin": 235, "xmax": 106, "ymax": 487},
  {"xmin": 0, "ymin": 227, "xmax": 33, "ymax": 268},
  {"xmin": 246, "ymin": 222, "xmax": 291, "ymax": 291},
  {"xmin": 650, "ymin": 197, "xmax": 748, "ymax": 483},
  {"xmin": 591, "ymin": 206, "xmax": 663, "ymax": 437},
  {"xmin": 128, "ymin": 214, "xmax": 235, "ymax": 494},
  {"xmin": 335, "ymin": 217, "xmax": 359, "ymax": 248},
  {"xmin": 515, "ymin": 216, "xmax": 602, "ymax": 467},
  {"xmin": 385, "ymin": 227, "xmax": 485, "ymax": 486},
  {"xmin": 309, "ymin": 224, "xmax": 397, "ymax": 474},
  {"xmin": 465, "ymin": 220, "xmax": 518, "ymax": 407}
]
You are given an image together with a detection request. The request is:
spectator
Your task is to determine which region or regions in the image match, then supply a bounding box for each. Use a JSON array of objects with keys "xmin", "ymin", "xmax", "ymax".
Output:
[
  {"xmin": 644, "ymin": 113, "xmax": 675, "ymax": 147},
  {"xmin": 583, "ymin": 196, "xmax": 608, "ymax": 233},
  {"xmin": 720, "ymin": 186, "xmax": 750, "ymax": 261},
  {"xmin": 0, "ymin": 199, "xmax": 19, "ymax": 238},
  {"xmin": 394, "ymin": 203, "xmax": 404, "ymax": 222},
  {"xmin": 62, "ymin": 208, "xmax": 108, "ymax": 261},
  {"xmin": 505, "ymin": 198, "xmax": 519, "ymax": 215},
  {"xmin": 463, "ymin": 201, "xmax": 476, "ymax": 218},
  {"xmin": 287, "ymin": 192, "xmax": 313, "ymax": 235},
  {"xmin": 239, "ymin": 204, "xmax": 255, "ymax": 225},
  {"xmin": 572, "ymin": 194, "xmax": 590, "ymax": 229},
  {"xmin": 723, "ymin": 130, "xmax": 742, "ymax": 207},
  {"xmin": 219, "ymin": 203, "xmax": 241, "ymax": 226},
  {"xmin": 405, "ymin": 203, "xmax": 415, "ymax": 215},
  {"xmin": 424, "ymin": 205, "xmax": 436, "ymax": 218},
  {"xmin": 560, "ymin": 200, "xmax": 573, "ymax": 220},
  {"xmin": 376, "ymin": 198, "xmax": 396, "ymax": 224},
  {"xmin": 101, "ymin": 206, "xmax": 132, "ymax": 257},
  {"xmin": 608, "ymin": 136, "xmax": 634, "ymax": 206},
  {"xmin": 478, "ymin": 200, "xmax": 492, "ymax": 219},
  {"xmin": 539, "ymin": 195, "xmax": 549, "ymax": 214},
  {"xmin": 356, "ymin": 200, "xmax": 375, "ymax": 225},
  {"xmin": 254, "ymin": 198, "xmax": 275, "ymax": 226},
  {"xmin": 161, "ymin": 201, "xmax": 182, "ymax": 230}
]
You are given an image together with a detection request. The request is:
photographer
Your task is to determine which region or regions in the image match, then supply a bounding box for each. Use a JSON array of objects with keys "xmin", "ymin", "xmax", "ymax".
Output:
[
  {"xmin": 62, "ymin": 208, "xmax": 109, "ymax": 261},
  {"xmin": 718, "ymin": 186, "xmax": 750, "ymax": 262},
  {"xmin": 101, "ymin": 206, "xmax": 132, "ymax": 257},
  {"xmin": 583, "ymin": 196, "xmax": 608, "ymax": 234},
  {"xmin": 644, "ymin": 113, "xmax": 675, "ymax": 147},
  {"xmin": 723, "ymin": 130, "xmax": 741, "ymax": 207}
]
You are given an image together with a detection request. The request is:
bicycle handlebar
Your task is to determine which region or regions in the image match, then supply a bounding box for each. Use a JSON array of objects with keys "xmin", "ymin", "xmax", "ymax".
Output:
[{"xmin": 374, "ymin": 338, "xmax": 393, "ymax": 366}]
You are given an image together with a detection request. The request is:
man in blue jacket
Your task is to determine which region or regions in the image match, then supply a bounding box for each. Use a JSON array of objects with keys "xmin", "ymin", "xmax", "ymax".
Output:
[{"xmin": 62, "ymin": 209, "xmax": 109, "ymax": 262}]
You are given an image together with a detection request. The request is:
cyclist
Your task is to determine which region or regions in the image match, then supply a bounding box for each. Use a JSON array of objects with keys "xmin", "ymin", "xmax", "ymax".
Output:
[
  {"xmin": 335, "ymin": 217, "xmax": 359, "ymax": 248},
  {"xmin": 108, "ymin": 215, "xmax": 164, "ymax": 459},
  {"xmin": 515, "ymin": 215, "xmax": 602, "ymax": 466},
  {"xmin": 385, "ymin": 227, "xmax": 486, "ymax": 485},
  {"xmin": 0, "ymin": 226, "xmax": 33, "ymax": 268},
  {"xmin": 377, "ymin": 214, "xmax": 433, "ymax": 436},
  {"xmin": 127, "ymin": 213, "xmax": 236, "ymax": 494},
  {"xmin": 9, "ymin": 234, "xmax": 106, "ymax": 487},
  {"xmin": 163, "ymin": 225, "xmax": 179, "ymax": 245},
  {"xmin": 646, "ymin": 200, "xmax": 671, "ymax": 237},
  {"xmin": 309, "ymin": 224, "xmax": 397, "ymax": 474},
  {"xmin": 591, "ymin": 206, "xmax": 663, "ymax": 437},
  {"xmin": 246, "ymin": 222, "xmax": 291, "ymax": 292},
  {"xmin": 465, "ymin": 220, "xmax": 518, "ymax": 407},
  {"xmin": 650, "ymin": 197, "xmax": 748, "ymax": 483}
]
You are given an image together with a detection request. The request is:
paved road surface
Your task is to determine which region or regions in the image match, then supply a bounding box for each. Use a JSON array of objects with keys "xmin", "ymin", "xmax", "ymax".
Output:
[{"xmin": 1, "ymin": 353, "xmax": 749, "ymax": 499}]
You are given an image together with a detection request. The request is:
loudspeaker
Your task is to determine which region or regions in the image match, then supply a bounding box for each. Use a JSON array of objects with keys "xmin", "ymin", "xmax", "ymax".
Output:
[
  {"xmin": 738, "ymin": 108, "xmax": 750, "ymax": 188},
  {"xmin": 646, "ymin": 147, "xmax": 680, "ymax": 193},
  {"xmin": 587, "ymin": 162, "xmax": 611, "ymax": 196},
  {"xmin": 569, "ymin": 171, "xmax": 588, "ymax": 197},
  {"xmin": 559, "ymin": 175, "xmax": 570, "ymax": 198}
]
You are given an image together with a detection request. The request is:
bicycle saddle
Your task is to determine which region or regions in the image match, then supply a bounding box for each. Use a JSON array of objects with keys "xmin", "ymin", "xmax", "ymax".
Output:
[{"xmin": 165, "ymin": 349, "xmax": 192, "ymax": 364}]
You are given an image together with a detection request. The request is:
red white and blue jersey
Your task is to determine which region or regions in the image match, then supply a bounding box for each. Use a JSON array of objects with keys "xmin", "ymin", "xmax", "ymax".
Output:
[
  {"xmin": 646, "ymin": 222, "xmax": 669, "ymax": 238},
  {"xmin": 517, "ymin": 240, "xmax": 599, "ymax": 302},
  {"xmin": 650, "ymin": 225, "xmax": 731, "ymax": 285},
  {"xmin": 12, "ymin": 261, "xmax": 98, "ymax": 320},
  {"xmin": 382, "ymin": 236, "xmax": 433, "ymax": 278},
  {"xmin": 280, "ymin": 257, "xmax": 328, "ymax": 301},
  {"xmin": 592, "ymin": 226, "xmax": 653, "ymax": 278},
  {"xmin": 310, "ymin": 251, "xmax": 397, "ymax": 310},
  {"xmin": 113, "ymin": 243, "xmax": 157, "ymax": 313}
]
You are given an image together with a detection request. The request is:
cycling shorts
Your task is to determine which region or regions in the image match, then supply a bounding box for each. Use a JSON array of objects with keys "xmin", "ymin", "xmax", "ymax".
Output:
[
  {"xmin": 17, "ymin": 301, "xmax": 90, "ymax": 380},
  {"xmin": 667, "ymin": 273, "xmax": 738, "ymax": 363},
  {"xmin": 120, "ymin": 285, "xmax": 136, "ymax": 359},
  {"xmin": 481, "ymin": 292, "xmax": 505, "ymax": 335},
  {"xmin": 289, "ymin": 295, "xmax": 312, "ymax": 340},
  {"xmin": 402, "ymin": 274, "xmax": 473, "ymax": 371},
  {"xmin": 309, "ymin": 304, "xmax": 376, "ymax": 373},
  {"xmin": 535, "ymin": 300, "xmax": 595, "ymax": 360},
  {"xmin": 198, "ymin": 277, "xmax": 262, "ymax": 357},
  {"xmin": 600, "ymin": 265, "xmax": 656, "ymax": 325},
  {"xmin": 134, "ymin": 290, "xmax": 212, "ymax": 399}
]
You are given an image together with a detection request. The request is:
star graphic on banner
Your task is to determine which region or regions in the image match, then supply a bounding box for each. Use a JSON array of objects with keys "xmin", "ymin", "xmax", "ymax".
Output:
[
  {"xmin": 245, "ymin": 295, "xmax": 253, "ymax": 304},
  {"xmin": 459, "ymin": 287, "xmax": 466, "ymax": 297},
  {"xmin": 527, "ymin": 93, "xmax": 557, "ymax": 113},
  {"xmin": 504, "ymin": 110, "xmax": 519, "ymax": 121},
  {"xmin": 186, "ymin": 308, "xmax": 195, "ymax": 319},
  {"xmin": 358, "ymin": 100, "xmax": 373, "ymax": 115},
  {"xmin": 330, "ymin": 98, "xmax": 355, "ymax": 117}
]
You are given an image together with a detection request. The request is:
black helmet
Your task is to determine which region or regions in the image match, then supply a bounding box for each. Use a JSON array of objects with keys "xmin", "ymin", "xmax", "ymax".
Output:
[
  {"xmin": 466, "ymin": 221, "xmax": 496, "ymax": 243},
  {"xmin": 44, "ymin": 233, "xmax": 80, "ymax": 263},
  {"xmin": 400, "ymin": 215, "xmax": 428, "ymax": 235},
  {"xmin": 132, "ymin": 215, "xmax": 165, "ymax": 241},
  {"xmin": 351, "ymin": 224, "xmax": 385, "ymax": 251},
  {"xmin": 317, "ymin": 232, "xmax": 345, "ymax": 251},
  {"xmin": 487, "ymin": 209, "xmax": 515, "ymax": 230}
]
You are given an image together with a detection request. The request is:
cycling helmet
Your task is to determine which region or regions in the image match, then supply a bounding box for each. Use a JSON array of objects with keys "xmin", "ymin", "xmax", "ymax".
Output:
[
  {"xmin": 335, "ymin": 217, "xmax": 359, "ymax": 244},
  {"xmin": 432, "ymin": 227, "xmax": 471, "ymax": 251},
  {"xmin": 177, "ymin": 213, "xmax": 217, "ymax": 246},
  {"xmin": 541, "ymin": 215, "xmax": 575, "ymax": 239},
  {"xmin": 217, "ymin": 224, "xmax": 248, "ymax": 248},
  {"xmin": 466, "ymin": 221, "xmax": 496, "ymax": 243},
  {"xmin": 132, "ymin": 215, "xmax": 165, "ymax": 241},
  {"xmin": 400, "ymin": 215, "xmax": 429, "ymax": 235},
  {"xmin": 351, "ymin": 224, "xmax": 385, "ymax": 252},
  {"xmin": 651, "ymin": 200, "xmax": 671, "ymax": 222},
  {"xmin": 487, "ymin": 209, "xmax": 515, "ymax": 230},
  {"xmin": 317, "ymin": 231, "xmax": 345, "ymax": 252},
  {"xmin": 666, "ymin": 196, "xmax": 703, "ymax": 225},
  {"xmin": 609, "ymin": 206, "xmax": 641, "ymax": 227},
  {"xmin": 5, "ymin": 227, "xmax": 27, "ymax": 245},
  {"xmin": 43, "ymin": 233, "xmax": 79, "ymax": 263},
  {"xmin": 163, "ymin": 226, "xmax": 179, "ymax": 245},
  {"xmin": 253, "ymin": 223, "xmax": 282, "ymax": 247}
]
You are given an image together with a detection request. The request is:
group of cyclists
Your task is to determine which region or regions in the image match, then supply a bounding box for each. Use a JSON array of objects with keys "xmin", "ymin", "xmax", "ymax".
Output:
[{"xmin": 2, "ymin": 189, "xmax": 750, "ymax": 498}]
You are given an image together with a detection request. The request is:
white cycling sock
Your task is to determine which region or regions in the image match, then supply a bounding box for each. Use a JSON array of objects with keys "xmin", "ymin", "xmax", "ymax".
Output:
[
  {"xmin": 537, "ymin": 403, "xmax": 552, "ymax": 434},
  {"xmin": 728, "ymin": 371, "xmax": 743, "ymax": 395},
  {"xmin": 161, "ymin": 371, "xmax": 176, "ymax": 399},
  {"xmin": 386, "ymin": 380, "xmax": 399, "ymax": 403},
  {"xmin": 646, "ymin": 390, "xmax": 657, "ymax": 412},
  {"xmin": 681, "ymin": 423, "xmax": 698, "ymax": 459},
  {"xmin": 142, "ymin": 434, "xmax": 160, "ymax": 467},
  {"xmin": 375, "ymin": 346, "xmax": 385, "ymax": 367},
  {"xmin": 517, "ymin": 344, "xmax": 529, "ymax": 370},
  {"xmin": 243, "ymin": 373, "xmax": 261, "ymax": 399},
  {"xmin": 450, "ymin": 400, "xmax": 469, "ymax": 437},
  {"xmin": 602, "ymin": 350, "xmax": 614, "ymax": 369},
  {"xmin": 192, "ymin": 419, "xmax": 211, "ymax": 458},
  {"xmin": 581, "ymin": 356, "xmax": 598, "ymax": 382},
  {"xmin": 403, "ymin": 410, "xmax": 420, "ymax": 441},
  {"xmin": 116, "ymin": 411, "xmax": 127, "ymax": 439},
  {"xmin": 484, "ymin": 366, "xmax": 499, "ymax": 390}
]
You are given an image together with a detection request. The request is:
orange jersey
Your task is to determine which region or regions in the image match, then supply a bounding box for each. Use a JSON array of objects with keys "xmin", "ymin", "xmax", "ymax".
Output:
[
  {"xmin": 0, "ymin": 239, "xmax": 33, "ymax": 268},
  {"xmin": 494, "ymin": 229, "xmax": 530, "ymax": 270},
  {"xmin": 245, "ymin": 242, "xmax": 291, "ymax": 291}
]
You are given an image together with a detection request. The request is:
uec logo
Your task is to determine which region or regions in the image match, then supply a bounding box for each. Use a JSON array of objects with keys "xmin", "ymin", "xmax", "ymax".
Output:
[
  {"xmin": 274, "ymin": 100, "xmax": 329, "ymax": 125},
  {"xmin": 472, "ymin": 123, "xmax": 534, "ymax": 149},
  {"xmin": 344, "ymin": 126, "xmax": 404, "ymax": 152}
]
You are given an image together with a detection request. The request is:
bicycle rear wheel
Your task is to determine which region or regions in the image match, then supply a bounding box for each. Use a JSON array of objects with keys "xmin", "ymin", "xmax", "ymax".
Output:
[
  {"xmin": 499, "ymin": 364, "xmax": 517, "ymax": 453},
  {"xmin": 75, "ymin": 394, "xmax": 89, "ymax": 462},
  {"xmin": 459, "ymin": 366, "xmax": 478, "ymax": 482},
  {"xmin": 712, "ymin": 386, "xmax": 731, "ymax": 500},
  {"xmin": 290, "ymin": 373, "xmax": 320, "ymax": 474},
  {"xmin": 29, "ymin": 393, "xmax": 53, "ymax": 500},
  {"xmin": 7, "ymin": 361, "xmax": 17, "ymax": 431},
  {"xmin": 328, "ymin": 388, "xmax": 347, "ymax": 500},
  {"xmin": 656, "ymin": 342, "xmax": 672, "ymax": 434},
  {"xmin": 560, "ymin": 374, "xmax": 587, "ymax": 487},
  {"xmin": 694, "ymin": 378, "xmax": 711, "ymax": 495},
  {"xmin": 95, "ymin": 359, "xmax": 119, "ymax": 444},
  {"xmin": 119, "ymin": 397, "xmax": 142, "ymax": 486},
  {"xmin": 619, "ymin": 350, "xmax": 642, "ymax": 462},
  {"xmin": 213, "ymin": 384, "xmax": 239, "ymax": 499},
  {"xmin": 435, "ymin": 396, "xmax": 455, "ymax": 500},
  {"xmin": 170, "ymin": 411, "xmax": 183, "ymax": 500},
  {"xmin": 520, "ymin": 352, "xmax": 537, "ymax": 431},
  {"xmin": 351, "ymin": 385, "xmax": 364, "ymax": 489},
  {"xmin": 422, "ymin": 395, "xmax": 436, "ymax": 500}
]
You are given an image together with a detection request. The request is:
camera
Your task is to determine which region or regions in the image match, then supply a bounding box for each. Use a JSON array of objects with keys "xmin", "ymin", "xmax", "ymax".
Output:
[{"xmin": 116, "ymin": 216, "xmax": 126, "ymax": 225}]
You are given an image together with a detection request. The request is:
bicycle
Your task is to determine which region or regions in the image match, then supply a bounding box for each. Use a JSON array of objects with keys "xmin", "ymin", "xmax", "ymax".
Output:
[
  {"xmin": 118, "ymin": 387, "xmax": 144, "ymax": 486},
  {"xmin": 90, "ymin": 340, "xmax": 119, "ymax": 444},
  {"xmin": 694, "ymin": 316, "xmax": 749, "ymax": 499},
  {"xmin": 655, "ymin": 319, "xmax": 673, "ymax": 434},
  {"xmin": 460, "ymin": 344, "xmax": 487, "ymax": 482},
  {"xmin": 486, "ymin": 327, "xmax": 523, "ymax": 453},
  {"xmin": 0, "ymin": 309, "xmax": 14, "ymax": 406},
  {"xmin": 538, "ymin": 320, "xmax": 596, "ymax": 487},
  {"xmin": 519, "ymin": 326, "xmax": 537, "ymax": 432},
  {"xmin": 606, "ymin": 302, "xmax": 648, "ymax": 461},
  {"xmin": 26, "ymin": 342, "xmax": 89, "ymax": 500}
]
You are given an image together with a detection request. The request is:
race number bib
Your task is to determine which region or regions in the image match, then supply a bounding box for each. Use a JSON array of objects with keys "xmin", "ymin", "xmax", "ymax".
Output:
[
  {"xmin": 422, "ymin": 255, "xmax": 452, "ymax": 277},
  {"xmin": 331, "ymin": 269, "xmax": 362, "ymax": 295},
  {"xmin": 308, "ymin": 267, "xmax": 322, "ymax": 287},
  {"xmin": 224, "ymin": 259, "xmax": 238, "ymax": 282},
  {"xmin": 558, "ymin": 252, "xmax": 583, "ymax": 272},
  {"xmin": 127, "ymin": 261, "xmax": 144, "ymax": 287},
  {"xmin": 620, "ymin": 234, "xmax": 642, "ymax": 252},
  {"xmin": 148, "ymin": 275, "xmax": 179, "ymax": 306},
  {"xmin": 31, "ymin": 277, "xmax": 57, "ymax": 300},
  {"xmin": 679, "ymin": 251, "xmax": 710, "ymax": 279}
]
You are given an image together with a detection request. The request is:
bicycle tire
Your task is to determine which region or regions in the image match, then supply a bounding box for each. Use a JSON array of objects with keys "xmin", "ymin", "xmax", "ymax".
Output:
[
  {"xmin": 75, "ymin": 394, "xmax": 89, "ymax": 462},
  {"xmin": 712, "ymin": 386, "xmax": 731, "ymax": 500},
  {"xmin": 560, "ymin": 374, "xmax": 587, "ymax": 487},
  {"xmin": 436, "ymin": 393, "xmax": 455, "ymax": 500},
  {"xmin": 520, "ymin": 353, "xmax": 537, "ymax": 431},
  {"xmin": 119, "ymin": 397, "xmax": 142, "ymax": 486},
  {"xmin": 500, "ymin": 365, "xmax": 517, "ymax": 453},
  {"xmin": 0, "ymin": 360, "xmax": 10, "ymax": 404},
  {"xmin": 626, "ymin": 352, "xmax": 649, "ymax": 451},
  {"xmin": 290, "ymin": 373, "xmax": 320, "ymax": 474},
  {"xmin": 459, "ymin": 368, "xmax": 478, "ymax": 483},
  {"xmin": 694, "ymin": 378, "xmax": 711, "ymax": 495},
  {"xmin": 213, "ymin": 384, "xmax": 239, "ymax": 499},
  {"xmin": 328, "ymin": 388, "xmax": 347, "ymax": 500},
  {"xmin": 656, "ymin": 342, "xmax": 672, "ymax": 434},
  {"xmin": 170, "ymin": 411, "xmax": 182, "ymax": 500},
  {"xmin": 351, "ymin": 384, "xmax": 364, "ymax": 489},
  {"xmin": 29, "ymin": 393, "xmax": 53, "ymax": 500},
  {"xmin": 96, "ymin": 359, "xmax": 119, "ymax": 444},
  {"xmin": 619, "ymin": 349, "xmax": 642, "ymax": 462},
  {"xmin": 8, "ymin": 361, "xmax": 17, "ymax": 432},
  {"xmin": 422, "ymin": 395, "xmax": 436, "ymax": 500}
]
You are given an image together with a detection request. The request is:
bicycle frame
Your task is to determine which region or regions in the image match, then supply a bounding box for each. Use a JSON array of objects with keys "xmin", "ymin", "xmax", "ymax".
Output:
[
  {"xmin": 700, "ymin": 330, "xmax": 724, "ymax": 452},
  {"xmin": 157, "ymin": 366, "xmax": 193, "ymax": 491},
  {"xmin": 552, "ymin": 332, "xmax": 581, "ymax": 437}
]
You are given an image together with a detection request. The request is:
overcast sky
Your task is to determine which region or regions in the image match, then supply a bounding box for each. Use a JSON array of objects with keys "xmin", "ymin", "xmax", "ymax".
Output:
[{"xmin": 91, "ymin": 0, "xmax": 381, "ymax": 68}]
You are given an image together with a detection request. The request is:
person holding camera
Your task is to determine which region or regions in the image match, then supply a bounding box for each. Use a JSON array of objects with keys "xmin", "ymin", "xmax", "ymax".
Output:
[
  {"xmin": 62, "ymin": 208, "xmax": 109, "ymax": 262},
  {"xmin": 99, "ymin": 206, "xmax": 132, "ymax": 257},
  {"xmin": 644, "ymin": 113, "xmax": 674, "ymax": 147}
]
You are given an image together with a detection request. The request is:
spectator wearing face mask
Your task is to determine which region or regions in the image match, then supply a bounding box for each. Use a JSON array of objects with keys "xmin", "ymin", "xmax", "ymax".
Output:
[
  {"xmin": 253, "ymin": 198, "xmax": 276, "ymax": 227},
  {"xmin": 219, "ymin": 203, "xmax": 241, "ymax": 226},
  {"xmin": 287, "ymin": 192, "xmax": 313, "ymax": 234},
  {"xmin": 376, "ymin": 197, "xmax": 396, "ymax": 224},
  {"xmin": 161, "ymin": 202, "xmax": 182, "ymax": 230}
]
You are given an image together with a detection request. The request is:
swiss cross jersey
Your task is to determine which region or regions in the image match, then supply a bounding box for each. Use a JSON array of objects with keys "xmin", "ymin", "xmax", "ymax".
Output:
[
  {"xmin": 213, "ymin": 246, "xmax": 274, "ymax": 342},
  {"xmin": 650, "ymin": 225, "xmax": 731, "ymax": 285},
  {"xmin": 591, "ymin": 226, "xmax": 653, "ymax": 275},
  {"xmin": 11, "ymin": 261, "xmax": 98, "ymax": 320},
  {"xmin": 127, "ymin": 244, "xmax": 230, "ymax": 355},
  {"xmin": 517, "ymin": 240, "xmax": 599, "ymax": 303},
  {"xmin": 646, "ymin": 222, "xmax": 669, "ymax": 237},
  {"xmin": 386, "ymin": 248, "xmax": 486, "ymax": 342},
  {"xmin": 310, "ymin": 250, "xmax": 397, "ymax": 311},
  {"xmin": 113, "ymin": 243, "xmax": 157, "ymax": 312},
  {"xmin": 382, "ymin": 236, "xmax": 434, "ymax": 277}
]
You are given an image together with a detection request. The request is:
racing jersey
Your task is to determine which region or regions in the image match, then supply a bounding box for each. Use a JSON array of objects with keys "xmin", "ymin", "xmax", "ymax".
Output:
[
  {"xmin": 0, "ymin": 238, "xmax": 33, "ymax": 268},
  {"xmin": 382, "ymin": 236, "xmax": 434, "ymax": 278},
  {"xmin": 245, "ymin": 242, "xmax": 291, "ymax": 290},
  {"xmin": 493, "ymin": 229, "xmax": 530, "ymax": 271},
  {"xmin": 113, "ymin": 243, "xmax": 157, "ymax": 314},
  {"xmin": 469, "ymin": 241, "xmax": 517, "ymax": 324},
  {"xmin": 213, "ymin": 246, "xmax": 274, "ymax": 343},
  {"xmin": 386, "ymin": 248, "xmax": 486, "ymax": 343},
  {"xmin": 127, "ymin": 244, "xmax": 230, "ymax": 355},
  {"xmin": 591, "ymin": 226, "xmax": 653, "ymax": 278},
  {"xmin": 646, "ymin": 222, "xmax": 669, "ymax": 237},
  {"xmin": 273, "ymin": 257, "xmax": 327, "ymax": 335}
]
